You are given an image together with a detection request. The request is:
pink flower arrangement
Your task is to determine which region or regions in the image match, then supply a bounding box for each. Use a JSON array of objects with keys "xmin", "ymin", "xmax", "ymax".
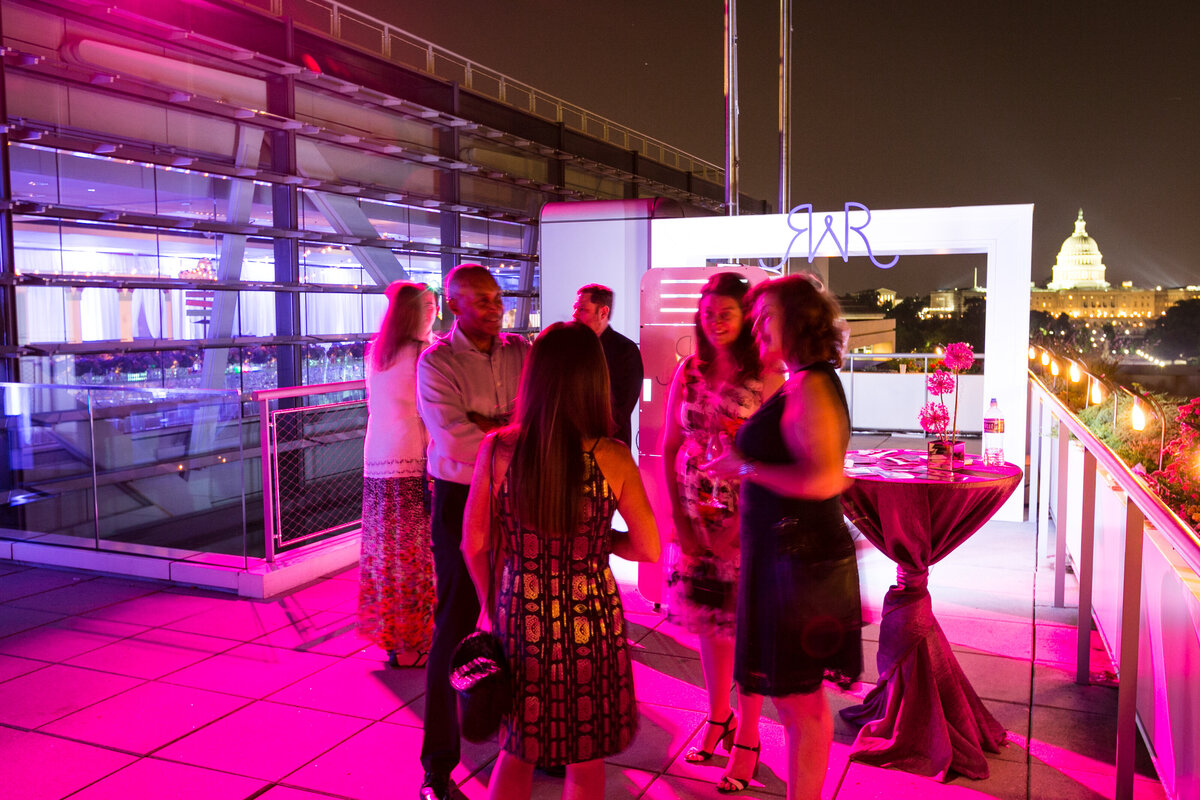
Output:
[
  {"xmin": 943, "ymin": 342, "xmax": 975, "ymax": 372},
  {"xmin": 919, "ymin": 343, "xmax": 975, "ymax": 443},
  {"xmin": 926, "ymin": 369, "xmax": 955, "ymax": 396},
  {"xmin": 919, "ymin": 401, "xmax": 950, "ymax": 435}
]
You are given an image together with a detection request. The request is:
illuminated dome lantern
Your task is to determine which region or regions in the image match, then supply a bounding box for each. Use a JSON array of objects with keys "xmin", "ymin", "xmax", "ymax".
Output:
[{"xmin": 1047, "ymin": 209, "xmax": 1110, "ymax": 290}]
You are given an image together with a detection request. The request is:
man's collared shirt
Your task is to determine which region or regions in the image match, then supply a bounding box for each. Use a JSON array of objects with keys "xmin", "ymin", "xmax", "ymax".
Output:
[{"xmin": 417, "ymin": 322, "xmax": 530, "ymax": 484}]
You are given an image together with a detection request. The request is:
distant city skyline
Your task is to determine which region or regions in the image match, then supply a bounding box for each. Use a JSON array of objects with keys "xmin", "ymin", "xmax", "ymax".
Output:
[{"xmin": 344, "ymin": 0, "xmax": 1200, "ymax": 295}]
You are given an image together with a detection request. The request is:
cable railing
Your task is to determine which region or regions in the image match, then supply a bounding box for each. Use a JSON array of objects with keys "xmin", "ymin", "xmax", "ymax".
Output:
[{"xmin": 229, "ymin": 0, "xmax": 724, "ymax": 183}]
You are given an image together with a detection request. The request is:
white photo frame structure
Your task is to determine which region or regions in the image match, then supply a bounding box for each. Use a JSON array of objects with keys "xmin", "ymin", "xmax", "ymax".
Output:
[{"xmin": 650, "ymin": 204, "xmax": 1033, "ymax": 521}]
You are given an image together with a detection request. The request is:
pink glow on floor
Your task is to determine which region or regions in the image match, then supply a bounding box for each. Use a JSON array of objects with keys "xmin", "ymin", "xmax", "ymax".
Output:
[{"xmin": 0, "ymin": 512, "xmax": 1166, "ymax": 799}]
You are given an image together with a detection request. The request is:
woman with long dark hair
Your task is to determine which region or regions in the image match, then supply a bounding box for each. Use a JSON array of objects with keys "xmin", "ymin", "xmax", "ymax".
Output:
[
  {"xmin": 357, "ymin": 281, "xmax": 439, "ymax": 666},
  {"xmin": 462, "ymin": 321, "xmax": 660, "ymax": 800},
  {"xmin": 661, "ymin": 272, "xmax": 783, "ymax": 773},
  {"xmin": 704, "ymin": 274, "xmax": 862, "ymax": 798}
]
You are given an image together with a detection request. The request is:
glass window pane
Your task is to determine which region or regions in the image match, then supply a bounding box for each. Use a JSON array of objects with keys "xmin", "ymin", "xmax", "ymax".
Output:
[
  {"xmin": 490, "ymin": 219, "xmax": 529, "ymax": 253},
  {"xmin": 301, "ymin": 243, "xmax": 365, "ymax": 286},
  {"xmin": 301, "ymin": 292, "xmax": 366, "ymax": 337},
  {"xmin": 303, "ymin": 341, "xmax": 368, "ymax": 384},
  {"xmin": 13, "ymin": 216, "xmax": 64, "ymax": 275},
  {"xmin": 59, "ymin": 151, "xmax": 156, "ymax": 213},
  {"xmin": 461, "ymin": 215, "xmax": 489, "ymax": 250},
  {"xmin": 300, "ymin": 190, "xmax": 336, "ymax": 234},
  {"xmin": 60, "ymin": 220, "xmax": 159, "ymax": 277},
  {"xmin": 237, "ymin": 292, "xmax": 277, "ymax": 337},
  {"xmin": 409, "ymin": 256, "xmax": 442, "ymax": 288},
  {"xmin": 8, "ymin": 143, "xmax": 60, "ymax": 204},
  {"xmin": 360, "ymin": 199, "xmax": 410, "ymax": 242},
  {"xmin": 157, "ymin": 232, "xmax": 219, "ymax": 276},
  {"xmin": 15, "ymin": 286, "xmax": 67, "ymax": 345},
  {"xmin": 409, "ymin": 208, "xmax": 440, "ymax": 245},
  {"xmin": 363, "ymin": 293, "xmax": 387, "ymax": 335}
]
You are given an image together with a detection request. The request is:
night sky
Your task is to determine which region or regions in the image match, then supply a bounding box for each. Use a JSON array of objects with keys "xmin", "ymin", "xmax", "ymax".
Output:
[{"xmin": 346, "ymin": 0, "xmax": 1199, "ymax": 297}]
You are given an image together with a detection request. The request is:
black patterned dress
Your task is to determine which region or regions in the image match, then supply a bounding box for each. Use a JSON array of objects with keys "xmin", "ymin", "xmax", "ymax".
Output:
[{"xmin": 493, "ymin": 448, "xmax": 637, "ymax": 767}]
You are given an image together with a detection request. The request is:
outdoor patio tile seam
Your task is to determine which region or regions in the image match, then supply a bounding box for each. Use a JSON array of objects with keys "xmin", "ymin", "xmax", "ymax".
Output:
[
  {"xmin": 62, "ymin": 635, "xmax": 245, "ymax": 683},
  {"xmin": 0, "ymin": 621, "xmax": 168, "ymax": 667},
  {"xmin": 23, "ymin": 672, "xmax": 158, "ymax": 733},
  {"xmin": 105, "ymin": 752, "xmax": 307, "ymax": 793},
  {"xmin": 2, "ymin": 583, "xmax": 163, "ymax": 616},
  {"xmin": 251, "ymin": 781, "xmax": 358, "ymax": 799},
  {"xmin": 273, "ymin": 717, "xmax": 403, "ymax": 790},
  {"xmin": 3, "ymin": 718, "xmax": 153, "ymax": 758}
]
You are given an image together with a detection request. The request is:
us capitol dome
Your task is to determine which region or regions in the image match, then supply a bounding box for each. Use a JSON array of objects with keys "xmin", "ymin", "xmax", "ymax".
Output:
[
  {"xmin": 1047, "ymin": 209, "xmax": 1110, "ymax": 290},
  {"xmin": 1031, "ymin": 210, "xmax": 1199, "ymax": 327}
]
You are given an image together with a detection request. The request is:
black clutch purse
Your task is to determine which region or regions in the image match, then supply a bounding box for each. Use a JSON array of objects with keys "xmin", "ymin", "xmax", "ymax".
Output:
[{"xmin": 448, "ymin": 630, "xmax": 512, "ymax": 743}]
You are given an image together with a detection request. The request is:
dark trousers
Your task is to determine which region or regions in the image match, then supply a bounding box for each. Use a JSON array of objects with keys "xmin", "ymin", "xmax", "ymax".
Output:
[{"xmin": 420, "ymin": 478, "xmax": 480, "ymax": 778}]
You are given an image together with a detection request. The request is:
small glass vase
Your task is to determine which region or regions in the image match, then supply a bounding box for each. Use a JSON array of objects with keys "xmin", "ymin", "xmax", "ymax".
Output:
[{"xmin": 927, "ymin": 439, "xmax": 966, "ymax": 470}]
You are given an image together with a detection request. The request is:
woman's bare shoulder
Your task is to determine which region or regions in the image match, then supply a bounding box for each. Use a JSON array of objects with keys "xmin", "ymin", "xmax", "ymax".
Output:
[{"xmin": 590, "ymin": 437, "xmax": 636, "ymax": 477}]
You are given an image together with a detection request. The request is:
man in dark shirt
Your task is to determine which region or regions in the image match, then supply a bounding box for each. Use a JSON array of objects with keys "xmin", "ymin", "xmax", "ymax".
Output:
[{"xmin": 573, "ymin": 283, "xmax": 644, "ymax": 448}]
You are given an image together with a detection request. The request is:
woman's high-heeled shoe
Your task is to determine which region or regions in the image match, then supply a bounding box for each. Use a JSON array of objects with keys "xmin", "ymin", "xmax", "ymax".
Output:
[
  {"xmin": 715, "ymin": 741, "xmax": 761, "ymax": 793},
  {"xmin": 684, "ymin": 711, "xmax": 737, "ymax": 762}
]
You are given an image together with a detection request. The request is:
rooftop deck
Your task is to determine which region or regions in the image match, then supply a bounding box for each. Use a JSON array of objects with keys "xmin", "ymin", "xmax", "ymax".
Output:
[{"xmin": 0, "ymin": 437, "xmax": 1166, "ymax": 800}]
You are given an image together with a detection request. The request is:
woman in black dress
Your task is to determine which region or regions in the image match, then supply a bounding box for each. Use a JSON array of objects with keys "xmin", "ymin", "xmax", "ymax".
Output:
[{"xmin": 703, "ymin": 274, "xmax": 862, "ymax": 799}]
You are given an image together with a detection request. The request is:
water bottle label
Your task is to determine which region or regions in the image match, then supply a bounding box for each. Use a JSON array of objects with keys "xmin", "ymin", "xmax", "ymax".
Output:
[{"xmin": 984, "ymin": 419, "xmax": 1005, "ymax": 433}]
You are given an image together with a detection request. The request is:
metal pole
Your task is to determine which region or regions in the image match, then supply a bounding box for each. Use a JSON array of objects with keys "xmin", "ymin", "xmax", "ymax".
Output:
[
  {"xmin": 723, "ymin": 0, "xmax": 739, "ymax": 215},
  {"xmin": 778, "ymin": 0, "xmax": 792, "ymax": 214},
  {"xmin": 0, "ymin": 8, "xmax": 21, "ymax": 382}
]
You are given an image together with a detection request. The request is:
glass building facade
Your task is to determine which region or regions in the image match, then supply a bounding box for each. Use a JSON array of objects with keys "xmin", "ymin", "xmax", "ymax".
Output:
[{"xmin": 1, "ymin": 0, "xmax": 751, "ymax": 392}]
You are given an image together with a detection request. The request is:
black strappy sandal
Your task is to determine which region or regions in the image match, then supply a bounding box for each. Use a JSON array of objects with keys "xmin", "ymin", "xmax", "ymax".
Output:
[
  {"xmin": 716, "ymin": 741, "xmax": 761, "ymax": 793},
  {"xmin": 684, "ymin": 711, "xmax": 737, "ymax": 763}
]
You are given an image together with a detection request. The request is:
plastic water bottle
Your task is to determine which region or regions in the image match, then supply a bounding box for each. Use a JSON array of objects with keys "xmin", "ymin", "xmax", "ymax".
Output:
[{"xmin": 983, "ymin": 398, "xmax": 1005, "ymax": 466}]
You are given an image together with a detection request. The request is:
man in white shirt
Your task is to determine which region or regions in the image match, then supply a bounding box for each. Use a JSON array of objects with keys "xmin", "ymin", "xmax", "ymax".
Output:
[{"xmin": 416, "ymin": 264, "xmax": 530, "ymax": 800}]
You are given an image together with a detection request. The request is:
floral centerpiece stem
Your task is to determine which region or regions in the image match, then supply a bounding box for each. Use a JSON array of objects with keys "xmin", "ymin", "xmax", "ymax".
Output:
[
  {"xmin": 942, "ymin": 343, "xmax": 975, "ymax": 441},
  {"xmin": 920, "ymin": 343, "xmax": 975, "ymax": 466}
]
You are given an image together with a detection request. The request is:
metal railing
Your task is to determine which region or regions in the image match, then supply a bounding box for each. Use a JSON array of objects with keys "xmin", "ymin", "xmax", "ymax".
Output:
[
  {"xmin": 253, "ymin": 379, "xmax": 366, "ymax": 561},
  {"xmin": 1028, "ymin": 372, "xmax": 1199, "ymax": 800},
  {"xmin": 230, "ymin": 0, "xmax": 723, "ymax": 183}
]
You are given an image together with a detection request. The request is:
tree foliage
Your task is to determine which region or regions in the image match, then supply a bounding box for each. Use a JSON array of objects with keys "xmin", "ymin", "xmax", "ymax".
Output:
[
  {"xmin": 1146, "ymin": 299, "xmax": 1200, "ymax": 363},
  {"xmin": 884, "ymin": 296, "xmax": 985, "ymax": 353}
]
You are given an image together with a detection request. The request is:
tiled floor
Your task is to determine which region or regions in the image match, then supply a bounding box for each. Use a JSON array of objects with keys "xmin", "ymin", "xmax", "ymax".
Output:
[{"xmin": 0, "ymin": 455, "xmax": 1166, "ymax": 799}]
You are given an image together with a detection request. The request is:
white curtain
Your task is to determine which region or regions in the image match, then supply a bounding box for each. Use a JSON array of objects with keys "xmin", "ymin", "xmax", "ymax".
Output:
[
  {"xmin": 79, "ymin": 288, "xmax": 120, "ymax": 341},
  {"xmin": 15, "ymin": 287, "xmax": 67, "ymax": 344},
  {"xmin": 302, "ymin": 292, "xmax": 365, "ymax": 336}
]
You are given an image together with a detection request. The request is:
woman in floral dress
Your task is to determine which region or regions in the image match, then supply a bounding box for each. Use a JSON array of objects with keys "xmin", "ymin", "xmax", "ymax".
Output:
[
  {"xmin": 358, "ymin": 282, "xmax": 439, "ymax": 666},
  {"xmin": 661, "ymin": 272, "xmax": 784, "ymax": 775}
]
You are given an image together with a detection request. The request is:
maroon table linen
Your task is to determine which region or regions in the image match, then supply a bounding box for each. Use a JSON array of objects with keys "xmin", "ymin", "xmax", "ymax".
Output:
[{"xmin": 839, "ymin": 449, "xmax": 1022, "ymax": 781}]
